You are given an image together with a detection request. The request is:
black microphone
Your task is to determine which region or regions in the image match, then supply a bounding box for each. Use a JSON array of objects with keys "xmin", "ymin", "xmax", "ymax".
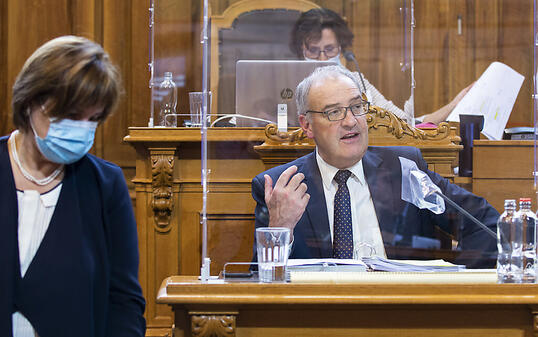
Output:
[{"xmin": 343, "ymin": 51, "xmax": 367, "ymax": 95}]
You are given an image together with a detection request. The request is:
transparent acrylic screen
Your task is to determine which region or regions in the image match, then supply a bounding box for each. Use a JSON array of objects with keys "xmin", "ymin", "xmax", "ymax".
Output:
[{"xmin": 151, "ymin": 0, "xmax": 535, "ymax": 277}]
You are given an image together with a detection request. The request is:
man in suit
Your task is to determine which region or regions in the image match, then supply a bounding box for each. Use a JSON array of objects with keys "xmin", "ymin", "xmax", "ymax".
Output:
[{"xmin": 251, "ymin": 65, "xmax": 498, "ymax": 267}]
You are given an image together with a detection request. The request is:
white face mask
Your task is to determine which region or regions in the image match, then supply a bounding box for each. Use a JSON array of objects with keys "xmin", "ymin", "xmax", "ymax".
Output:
[{"xmin": 304, "ymin": 54, "xmax": 342, "ymax": 65}]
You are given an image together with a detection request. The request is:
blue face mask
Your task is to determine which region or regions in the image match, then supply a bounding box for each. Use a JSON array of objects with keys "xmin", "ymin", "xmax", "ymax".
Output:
[
  {"xmin": 304, "ymin": 54, "xmax": 342, "ymax": 65},
  {"xmin": 32, "ymin": 118, "xmax": 98, "ymax": 164}
]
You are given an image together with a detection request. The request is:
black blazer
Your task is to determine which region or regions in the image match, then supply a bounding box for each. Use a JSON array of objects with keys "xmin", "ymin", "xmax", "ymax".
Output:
[
  {"xmin": 252, "ymin": 146, "xmax": 498, "ymax": 266},
  {"xmin": 0, "ymin": 136, "xmax": 145, "ymax": 337}
]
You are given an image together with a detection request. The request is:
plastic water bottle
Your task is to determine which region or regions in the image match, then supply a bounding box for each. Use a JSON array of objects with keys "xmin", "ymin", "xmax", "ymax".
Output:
[
  {"xmin": 497, "ymin": 199, "xmax": 523, "ymax": 283},
  {"xmin": 517, "ymin": 198, "xmax": 536, "ymax": 283},
  {"xmin": 157, "ymin": 72, "xmax": 177, "ymax": 127}
]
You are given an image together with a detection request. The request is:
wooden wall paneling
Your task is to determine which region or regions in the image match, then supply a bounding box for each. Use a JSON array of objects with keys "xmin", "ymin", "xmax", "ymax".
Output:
[
  {"xmin": 132, "ymin": 147, "xmax": 150, "ymax": 333},
  {"xmin": 99, "ymin": 0, "xmax": 132, "ymax": 165},
  {"xmin": 189, "ymin": 0, "xmax": 202, "ymax": 93},
  {"xmin": 207, "ymin": 212, "xmax": 256, "ymax": 274},
  {"xmin": 468, "ymin": 0, "xmax": 533, "ymax": 128},
  {"xmin": 4, "ymin": 0, "xmax": 71, "ymax": 136},
  {"xmin": 414, "ymin": 0, "xmax": 450, "ymax": 118},
  {"xmin": 470, "ymin": 0, "xmax": 501, "ymax": 94},
  {"xmin": 380, "ymin": 0, "xmax": 410, "ymax": 109},
  {"xmin": 354, "ymin": 1, "xmax": 381, "ymax": 95},
  {"xmin": 351, "ymin": 1, "xmax": 411, "ymax": 110},
  {"xmin": 69, "ymin": 0, "xmax": 100, "ymax": 40},
  {"xmin": 473, "ymin": 179, "xmax": 535, "ymax": 214},
  {"xmin": 205, "ymin": 183, "xmax": 257, "ymax": 275},
  {"xmin": 351, "ymin": 0, "xmax": 375, "ymax": 90},
  {"xmin": 179, "ymin": 187, "xmax": 202, "ymax": 275},
  {"xmin": 318, "ymin": 0, "xmax": 344, "ymax": 14},
  {"xmin": 0, "ymin": 0, "xmax": 7, "ymax": 136},
  {"xmin": 497, "ymin": 0, "xmax": 533, "ymax": 127},
  {"xmin": 446, "ymin": 0, "xmax": 475, "ymax": 113},
  {"xmin": 472, "ymin": 140, "xmax": 535, "ymax": 213},
  {"xmin": 209, "ymin": 0, "xmax": 232, "ymax": 16},
  {"xmin": 130, "ymin": 0, "xmax": 152, "ymax": 128},
  {"xmin": 134, "ymin": 146, "xmax": 179, "ymax": 333},
  {"xmin": 153, "ymin": 0, "xmax": 193, "ymax": 124}
]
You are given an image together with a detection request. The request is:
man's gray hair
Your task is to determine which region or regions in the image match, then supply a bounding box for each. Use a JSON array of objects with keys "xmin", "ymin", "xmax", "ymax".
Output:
[{"xmin": 295, "ymin": 65, "xmax": 363, "ymax": 116}]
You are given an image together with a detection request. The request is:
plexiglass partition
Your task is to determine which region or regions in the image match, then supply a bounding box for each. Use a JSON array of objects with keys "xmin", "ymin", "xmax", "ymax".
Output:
[{"xmin": 148, "ymin": 0, "xmax": 536, "ymax": 279}]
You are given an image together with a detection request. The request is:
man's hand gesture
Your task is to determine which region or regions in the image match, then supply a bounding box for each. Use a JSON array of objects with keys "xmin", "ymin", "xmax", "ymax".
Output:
[{"xmin": 264, "ymin": 165, "xmax": 310, "ymax": 239}]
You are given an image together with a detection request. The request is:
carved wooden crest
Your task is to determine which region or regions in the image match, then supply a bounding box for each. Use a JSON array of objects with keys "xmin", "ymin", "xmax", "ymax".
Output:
[
  {"xmin": 151, "ymin": 152, "xmax": 174, "ymax": 233},
  {"xmin": 260, "ymin": 106, "xmax": 459, "ymax": 146},
  {"xmin": 191, "ymin": 314, "xmax": 236, "ymax": 337}
]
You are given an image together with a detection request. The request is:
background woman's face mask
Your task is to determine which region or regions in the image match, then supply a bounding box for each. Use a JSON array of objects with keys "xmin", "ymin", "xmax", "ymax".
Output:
[
  {"xmin": 31, "ymin": 117, "xmax": 98, "ymax": 164},
  {"xmin": 304, "ymin": 54, "xmax": 342, "ymax": 65}
]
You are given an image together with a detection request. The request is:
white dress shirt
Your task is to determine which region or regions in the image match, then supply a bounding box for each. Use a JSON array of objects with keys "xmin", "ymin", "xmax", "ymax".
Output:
[
  {"xmin": 13, "ymin": 184, "xmax": 62, "ymax": 337},
  {"xmin": 316, "ymin": 150, "xmax": 386, "ymax": 258}
]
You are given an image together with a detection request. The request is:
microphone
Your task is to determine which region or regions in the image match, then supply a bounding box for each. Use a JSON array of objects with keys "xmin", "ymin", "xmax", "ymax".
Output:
[
  {"xmin": 430, "ymin": 190, "xmax": 496, "ymax": 239},
  {"xmin": 343, "ymin": 51, "xmax": 367, "ymax": 95},
  {"xmin": 400, "ymin": 156, "xmax": 497, "ymax": 240},
  {"xmin": 210, "ymin": 114, "xmax": 275, "ymax": 127}
]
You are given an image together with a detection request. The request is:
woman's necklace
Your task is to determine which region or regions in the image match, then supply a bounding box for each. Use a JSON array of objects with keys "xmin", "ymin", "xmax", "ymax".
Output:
[{"xmin": 9, "ymin": 130, "xmax": 64, "ymax": 186}]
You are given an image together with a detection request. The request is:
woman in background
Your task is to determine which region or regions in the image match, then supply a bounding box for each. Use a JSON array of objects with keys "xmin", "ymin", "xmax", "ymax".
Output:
[
  {"xmin": 0, "ymin": 36, "xmax": 145, "ymax": 337},
  {"xmin": 290, "ymin": 8, "xmax": 471, "ymax": 125}
]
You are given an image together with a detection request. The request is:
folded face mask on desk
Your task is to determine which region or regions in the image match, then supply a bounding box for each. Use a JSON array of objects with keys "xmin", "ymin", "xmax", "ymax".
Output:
[{"xmin": 32, "ymin": 118, "xmax": 98, "ymax": 164}]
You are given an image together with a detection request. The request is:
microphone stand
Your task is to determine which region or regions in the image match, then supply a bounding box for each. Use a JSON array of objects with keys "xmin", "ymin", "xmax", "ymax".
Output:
[
  {"xmin": 432, "ymin": 191, "xmax": 497, "ymax": 239},
  {"xmin": 343, "ymin": 51, "xmax": 367, "ymax": 94}
]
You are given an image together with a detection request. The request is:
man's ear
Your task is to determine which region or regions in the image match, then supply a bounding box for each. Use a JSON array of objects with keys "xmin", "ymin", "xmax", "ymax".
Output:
[{"xmin": 299, "ymin": 114, "xmax": 314, "ymax": 139}]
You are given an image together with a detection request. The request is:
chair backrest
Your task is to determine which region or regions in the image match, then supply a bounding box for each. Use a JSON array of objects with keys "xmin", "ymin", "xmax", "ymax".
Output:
[{"xmin": 210, "ymin": 0, "xmax": 320, "ymax": 115}]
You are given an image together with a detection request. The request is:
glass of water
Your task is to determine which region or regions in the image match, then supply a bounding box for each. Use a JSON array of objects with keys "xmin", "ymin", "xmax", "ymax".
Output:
[{"xmin": 256, "ymin": 227, "xmax": 290, "ymax": 283}]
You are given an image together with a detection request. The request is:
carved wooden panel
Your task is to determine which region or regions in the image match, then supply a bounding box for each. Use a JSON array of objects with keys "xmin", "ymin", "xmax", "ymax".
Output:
[
  {"xmin": 191, "ymin": 313, "xmax": 236, "ymax": 337},
  {"xmin": 151, "ymin": 149, "xmax": 175, "ymax": 233}
]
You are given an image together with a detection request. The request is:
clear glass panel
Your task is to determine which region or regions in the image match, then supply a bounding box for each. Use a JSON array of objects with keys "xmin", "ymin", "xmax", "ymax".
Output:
[
  {"xmin": 149, "ymin": 0, "xmax": 190, "ymax": 127},
  {"xmin": 185, "ymin": 0, "xmax": 536, "ymax": 278},
  {"xmin": 534, "ymin": 0, "xmax": 538, "ymax": 205}
]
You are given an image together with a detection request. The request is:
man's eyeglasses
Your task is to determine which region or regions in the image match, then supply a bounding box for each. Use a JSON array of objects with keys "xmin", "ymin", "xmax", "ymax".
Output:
[
  {"xmin": 306, "ymin": 101, "xmax": 370, "ymax": 121},
  {"xmin": 303, "ymin": 44, "xmax": 341, "ymax": 59}
]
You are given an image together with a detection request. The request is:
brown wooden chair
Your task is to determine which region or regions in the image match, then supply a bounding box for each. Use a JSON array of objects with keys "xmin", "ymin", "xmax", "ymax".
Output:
[{"xmin": 209, "ymin": 0, "xmax": 320, "ymax": 115}]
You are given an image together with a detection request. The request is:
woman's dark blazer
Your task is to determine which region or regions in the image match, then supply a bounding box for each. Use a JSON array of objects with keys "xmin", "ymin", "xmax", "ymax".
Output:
[{"xmin": 0, "ymin": 136, "xmax": 146, "ymax": 337}]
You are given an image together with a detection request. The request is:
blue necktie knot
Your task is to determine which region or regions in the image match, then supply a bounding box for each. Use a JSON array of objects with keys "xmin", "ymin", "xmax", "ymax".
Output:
[{"xmin": 334, "ymin": 170, "xmax": 352, "ymax": 186}]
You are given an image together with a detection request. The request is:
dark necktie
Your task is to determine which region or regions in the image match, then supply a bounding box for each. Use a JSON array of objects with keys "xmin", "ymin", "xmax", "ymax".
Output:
[{"xmin": 332, "ymin": 169, "xmax": 353, "ymax": 259}]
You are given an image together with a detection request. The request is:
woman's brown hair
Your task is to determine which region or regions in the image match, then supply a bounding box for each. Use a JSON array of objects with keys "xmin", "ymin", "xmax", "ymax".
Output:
[{"xmin": 12, "ymin": 35, "xmax": 121, "ymax": 131}]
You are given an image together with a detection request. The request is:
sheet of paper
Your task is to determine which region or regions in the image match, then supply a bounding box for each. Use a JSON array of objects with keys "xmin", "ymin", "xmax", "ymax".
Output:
[
  {"xmin": 287, "ymin": 258, "xmax": 367, "ymax": 267},
  {"xmin": 446, "ymin": 61, "xmax": 524, "ymax": 140}
]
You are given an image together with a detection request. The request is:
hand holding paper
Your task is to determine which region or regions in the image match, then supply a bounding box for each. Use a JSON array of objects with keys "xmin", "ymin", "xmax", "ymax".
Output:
[{"xmin": 446, "ymin": 61, "xmax": 524, "ymax": 140}]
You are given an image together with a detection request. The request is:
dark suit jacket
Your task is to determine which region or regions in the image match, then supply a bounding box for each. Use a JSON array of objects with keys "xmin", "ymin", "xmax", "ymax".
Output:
[
  {"xmin": 252, "ymin": 146, "xmax": 498, "ymax": 267},
  {"xmin": 0, "ymin": 136, "xmax": 146, "ymax": 337}
]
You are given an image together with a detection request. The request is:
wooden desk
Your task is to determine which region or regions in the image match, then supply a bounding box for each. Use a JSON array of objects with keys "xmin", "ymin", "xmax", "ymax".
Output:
[
  {"xmin": 158, "ymin": 276, "xmax": 538, "ymax": 337},
  {"xmin": 473, "ymin": 140, "xmax": 535, "ymax": 213},
  {"xmin": 124, "ymin": 121, "xmax": 461, "ymax": 337}
]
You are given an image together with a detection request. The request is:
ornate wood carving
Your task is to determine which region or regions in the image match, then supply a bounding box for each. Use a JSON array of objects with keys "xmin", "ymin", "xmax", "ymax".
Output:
[
  {"xmin": 150, "ymin": 150, "xmax": 175, "ymax": 233},
  {"xmin": 254, "ymin": 106, "xmax": 461, "ymax": 175},
  {"xmin": 191, "ymin": 314, "xmax": 236, "ymax": 337},
  {"xmin": 264, "ymin": 124, "xmax": 313, "ymax": 145},
  {"xmin": 367, "ymin": 106, "xmax": 453, "ymax": 141},
  {"xmin": 260, "ymin": 106, "xmax": 458, "ymax": 145}
]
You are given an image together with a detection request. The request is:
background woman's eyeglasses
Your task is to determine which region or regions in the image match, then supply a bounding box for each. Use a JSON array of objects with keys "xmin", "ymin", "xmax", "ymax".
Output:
[{"xmin": 303, "ymin": 45, "xmax": 341, "ymax": 59}]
